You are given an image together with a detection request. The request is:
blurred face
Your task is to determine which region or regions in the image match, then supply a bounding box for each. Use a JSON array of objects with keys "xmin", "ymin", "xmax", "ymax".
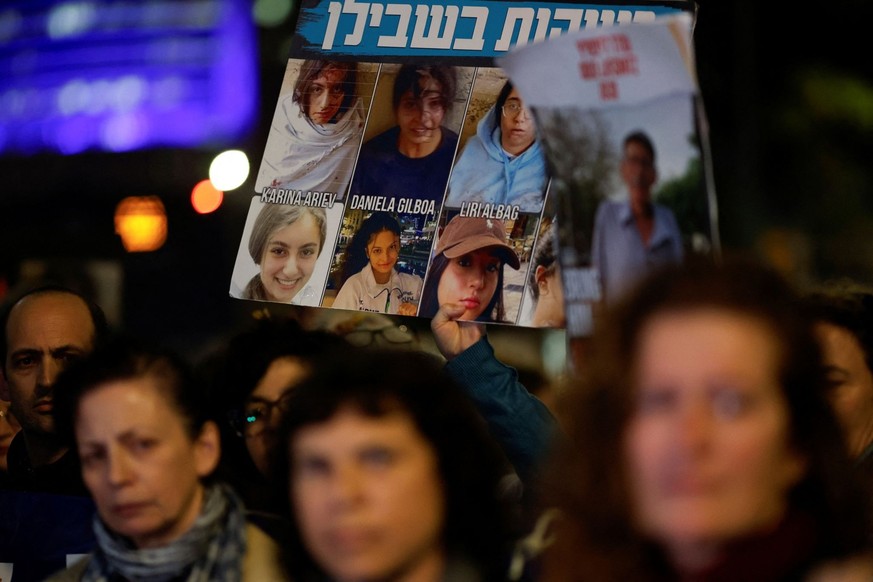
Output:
[
  {"xmin": 621, "ymin": 140, "xmax": 656, "ymax": 208},
  {"xmin": 437, "ymin": 250, "xmax": 501, "ymax": 321},
  {"xmin": 395, "ymin": 77, "xmax": 446, "ymax": 155},
  {"xmin": 499, "ymin": 89, "xmax": 536, "ymax": 156},
  {"xmin": 2, "ymin": 293, "xmax": 95, "ymax": 437},
  {"xmin": 367, "ymin": 230, "xmax": 400, "ymax": 285},
  {"xmin": 306, "ymin": 66, "xmax": 347, "ymax": 125},
  {"xmin": 533, "ymin": 264, "xmax": 565, "ymax": 328},
  {"xmin": 816, "ymin": 322, "xmax": 873, "ymax": 458},
  {"xmin": 259, "ymin": 212, "xmax": 322, "ymax": 303},
  {"xmin": 76, "ymin": 377, "xmax": 219, "ymax": 549},
  {"xmin": 0, "ymin": 398, "xmax": 21, "ymax": 472},
  {"xmin": 625, "ymin": 309, "xmax": 806, "ymax": 572},
  {"xmin": 245, "ymin": 356, "xmax": 310, "ymax": 476},
  {"xmin": 291, "ymin": 407, "xmax": 446, "ymax": 582}
]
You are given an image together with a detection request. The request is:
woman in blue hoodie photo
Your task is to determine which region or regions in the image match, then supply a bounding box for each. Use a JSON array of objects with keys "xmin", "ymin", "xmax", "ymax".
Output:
[{"xmin": 445, "ymin": 80, "xmax": 548, "ymax": 213}]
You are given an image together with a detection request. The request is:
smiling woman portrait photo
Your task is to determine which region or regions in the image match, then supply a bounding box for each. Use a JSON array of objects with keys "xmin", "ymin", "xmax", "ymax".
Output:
[
  {"xmin": 331, "ymin": 211, "xmax": 422, "ymax": 315},
  {"xmin": 229, "ymin": 201, "xmax": 330, "ymax": 305}
]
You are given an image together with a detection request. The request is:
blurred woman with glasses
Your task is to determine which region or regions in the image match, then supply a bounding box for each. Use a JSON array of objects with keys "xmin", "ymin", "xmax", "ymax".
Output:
[
  {"xmin": 446, "ymin": 79, "xmax": 548, "ymax": 213},
  {"xmin": 211, "ymin": 316, "xmax": 348, "ymax": 522}
]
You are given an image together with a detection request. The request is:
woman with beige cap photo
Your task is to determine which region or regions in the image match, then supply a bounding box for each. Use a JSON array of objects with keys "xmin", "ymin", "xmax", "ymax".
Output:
[{"xmin": 418, "ymin": 214, "xmax": 520, "ymax": 322}]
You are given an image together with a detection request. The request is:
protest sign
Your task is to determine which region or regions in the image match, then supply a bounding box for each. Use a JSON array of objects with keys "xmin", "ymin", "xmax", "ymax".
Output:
[{"xmin": 230, "ymin": 0, "xmax": 699, "ymax": 328}]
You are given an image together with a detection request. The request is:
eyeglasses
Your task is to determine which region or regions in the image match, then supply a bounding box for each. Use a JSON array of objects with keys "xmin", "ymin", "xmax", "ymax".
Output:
[
  {"xmin": 343, "ymin": 323, "xmax": 415, "ymax": 347},
  {"xmin": 501, "ymin": 100, "xmax": 530, "ymax": 119},
  {"xmin": 228, "ymin": 391, "xmax": 293, "ymax": 438}
]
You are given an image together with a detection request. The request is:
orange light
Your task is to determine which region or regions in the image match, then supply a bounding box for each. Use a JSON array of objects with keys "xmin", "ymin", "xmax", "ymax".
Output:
[
  {"xmin": 191, "ymin": 179, "xmax": 224, "ymax": 214},
  {"xmin": 114, "ymin": 196, "xmax": 167, "ymax": 252}
]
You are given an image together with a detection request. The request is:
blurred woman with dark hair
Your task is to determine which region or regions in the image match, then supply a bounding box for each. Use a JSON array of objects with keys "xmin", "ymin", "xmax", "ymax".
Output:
[
  {"xmin": 275, "ymin": 347, "xmax": 517, "ymax": 582},
  {"xmin": 805, "ymin": 282, "xmax": 873, "ymax": 488},
  {"xmin": 534, "ymin": 256, "xmax": 873, "ymax": 581},
  {"xmin": 214, "ymin": 316, "xmax": 348, "ymax": 504},
  {"xmin": 47, "ymin": 337, "xmax": 286, "ymax": 581}
]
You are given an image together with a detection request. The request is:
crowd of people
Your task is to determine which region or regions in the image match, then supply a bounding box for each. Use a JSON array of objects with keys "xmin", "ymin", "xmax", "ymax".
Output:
[{"xmin": 2, "ymin": 252, "xmax": 873, "ymax": 582}]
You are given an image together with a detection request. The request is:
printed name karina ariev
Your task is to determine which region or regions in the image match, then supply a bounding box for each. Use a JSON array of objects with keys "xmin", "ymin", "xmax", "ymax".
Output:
[{"xmin": 261, "ymin": 187, "xmax": 337, "ymax": 207}]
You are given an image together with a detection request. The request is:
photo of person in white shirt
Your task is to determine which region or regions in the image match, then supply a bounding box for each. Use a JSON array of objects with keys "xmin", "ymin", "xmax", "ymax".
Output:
[{"xmin": 331, "ymin": 211, "xmax": 422, "ymax": 315}]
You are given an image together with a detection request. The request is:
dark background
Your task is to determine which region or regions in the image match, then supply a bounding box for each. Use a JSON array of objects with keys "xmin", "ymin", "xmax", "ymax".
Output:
[{"xmin": 1, "ymin": 0, "xmax": 871, "ymax": 361}]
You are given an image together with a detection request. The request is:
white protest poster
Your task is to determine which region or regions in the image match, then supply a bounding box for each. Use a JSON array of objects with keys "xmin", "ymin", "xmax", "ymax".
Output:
[
  {"xmin": 229, "ymin": 0, "xmax": 698, "ymax": 328},
  {"xmin": 499, "ymin": 11, "xmax": 718, "ymax": 336}
]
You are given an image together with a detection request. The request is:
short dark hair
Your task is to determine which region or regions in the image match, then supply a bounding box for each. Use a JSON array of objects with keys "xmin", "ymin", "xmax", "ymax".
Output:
[
  {"xmin": 493, "ymin": 80, "xmax": 515, "ymax": 132},
  {"xmin": 804, "ymin": 282, "xmax": 873, "ymax": 375},
  {"xmin": 54, "ymin": 334, "xmax": 210, "ymax": 446},
  {"xmin": 293, "ymin": 59, "xmax": 358, "ymax": 119},
  {"xmin": 275, "ymin": 347, "xmax": 515, "ymax": 581},
  {"xmin": 217, "ymin": 316, "xmax": 349, "ymax": 414},
  {"xmin": 528, "ymin": 218, "xmax": 557, "ymax": 303},
  {"xmin": 392, "ymin": 64, "xmax": 457, "ymax": 112},
  {"xmin": 623, "ymin": 129, "xmax": 656, "ymax": 163},
  {"xmin": 0, "ymin": 284, "xmax": 109, "ymax": 375}
]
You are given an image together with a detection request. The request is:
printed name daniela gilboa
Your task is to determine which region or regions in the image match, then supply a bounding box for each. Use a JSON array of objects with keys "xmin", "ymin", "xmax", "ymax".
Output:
[{"xmin": 349, "ymin": 195, "xmax": 436, "ymax": 215}]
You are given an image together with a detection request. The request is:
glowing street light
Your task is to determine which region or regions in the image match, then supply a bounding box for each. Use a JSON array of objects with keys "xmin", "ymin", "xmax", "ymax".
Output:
[
  {"xmin": 209, "ymin": 149, "xmax": 249, "ymax": 191},
  {"xmin": 191, "ymin": 179, "xmax": 224, "ymax": 214},
  {"xmin": 114, "ymin": 196, "xmax": 167, "ymax": 252}
]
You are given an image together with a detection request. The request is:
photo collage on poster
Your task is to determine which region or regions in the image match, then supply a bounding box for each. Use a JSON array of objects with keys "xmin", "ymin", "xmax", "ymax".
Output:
[{"xmin": 229, "ymin": 0, "xmax": 697, "ymax": 329}]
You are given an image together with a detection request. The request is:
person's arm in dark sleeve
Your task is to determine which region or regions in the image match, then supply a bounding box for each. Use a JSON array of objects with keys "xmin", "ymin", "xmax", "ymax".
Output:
[{"xmin": 431, "ymin": 303, "xmax": 558, "ymax": 483}]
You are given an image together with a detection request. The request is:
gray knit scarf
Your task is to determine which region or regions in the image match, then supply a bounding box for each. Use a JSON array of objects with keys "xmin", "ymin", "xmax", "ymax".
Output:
[{"xmin": 82, "ymin": 483, "xmax": 247, "ymax": 582}]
